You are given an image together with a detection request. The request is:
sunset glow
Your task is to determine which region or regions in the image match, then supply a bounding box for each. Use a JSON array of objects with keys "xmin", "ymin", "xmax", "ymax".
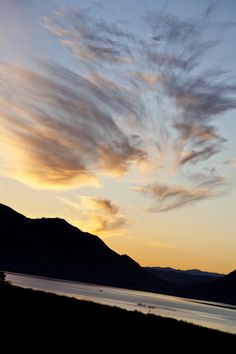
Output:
[{"xmin": 1, "ymin": 0, "xmax": 236, "ymax": 273}]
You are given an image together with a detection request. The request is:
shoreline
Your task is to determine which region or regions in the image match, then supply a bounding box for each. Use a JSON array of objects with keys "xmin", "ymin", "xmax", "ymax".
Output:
[{"xmin": 5, "ymin": 269, "xmax": 236, "ymax": 311}]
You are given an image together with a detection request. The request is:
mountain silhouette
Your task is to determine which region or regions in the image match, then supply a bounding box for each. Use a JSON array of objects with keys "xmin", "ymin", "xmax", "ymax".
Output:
[
  {"xmin": 0, "ymin": 203, "xmax": 170, "ymax": 292},
  {"xmin": 0, "ymin": 203, "xmax": 235, "ymax": 305},
  {"xmin": 145, "ymin": 266, "xmax": 236, "ymax": 304},
  {"xmin": 185, "ymin": 269, "xmax": 236, "ymax": 305},
  {"xmin": 145, "ymin": 266, "xmax": 224, "ymax": 285}
]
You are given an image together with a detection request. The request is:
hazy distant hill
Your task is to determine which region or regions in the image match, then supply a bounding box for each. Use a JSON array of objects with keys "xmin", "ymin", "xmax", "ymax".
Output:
[
  {"xmin": 145, "ymin": 266, "xmax": 224, "ymax": 285},
  {"xmin": 185, "ymin": 269, "xmax": 236, "ymax": 305},
  {"xmin": 148, "ymin": 266, "xmax": 236, "ymax": 305},
  {"xmin": 0, "ymin": 203, "xmax": 170, "ymax": 292}
]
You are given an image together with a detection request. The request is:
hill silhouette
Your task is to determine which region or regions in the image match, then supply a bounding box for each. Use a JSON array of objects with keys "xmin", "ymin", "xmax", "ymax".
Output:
[
  {"xmin": 0, "ymin": 203, "xmax": 235, "ymax": 305},
  {"xmin": 145, "ymin": 266, "xmax": 223, "ymax": 285},
  {"xmin": 184, "ymin": 269, "xmax": 236, "ymax": 305},
  {"xmin": 0, "ymin": 203, "xmax": 170, "ymax": 292}
]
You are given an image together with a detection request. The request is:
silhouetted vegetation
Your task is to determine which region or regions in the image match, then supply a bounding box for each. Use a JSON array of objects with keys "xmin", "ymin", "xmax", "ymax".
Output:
[
  {"xmin": 0, "ymin": 271, "xmax": 11, "ymax": 285},
  {"xmin": 0, "ymin": 271, "xmax": 6, "ymax": 283}
]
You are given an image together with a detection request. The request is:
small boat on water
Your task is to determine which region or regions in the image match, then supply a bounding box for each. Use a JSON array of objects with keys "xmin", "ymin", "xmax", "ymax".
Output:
[
  {"xmin": 148, "ymin": 305, "xmax": 156, "ymax": 309},
  {"xmin": 137, "ymin": 303, "xmax": 156, "ymax": 309}
]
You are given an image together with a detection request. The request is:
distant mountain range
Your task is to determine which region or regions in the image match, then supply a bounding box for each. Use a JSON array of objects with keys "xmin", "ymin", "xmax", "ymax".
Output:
[
  {"xmin": 0, "ymin": 203, "xmax": 235, "ymax": 305},
  {"xmin": 182, "ymin": 269, "xmax": 236, "ymax": 306},
  {"xmin": 145, "ymin": 267, "xmax": 224, "ymax": 285}
]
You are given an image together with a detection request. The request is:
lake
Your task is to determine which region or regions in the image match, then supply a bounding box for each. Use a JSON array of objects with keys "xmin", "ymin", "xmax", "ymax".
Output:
[{"xmin": 6, "ymin": 272, "xmax": 236, "ymax": 334}]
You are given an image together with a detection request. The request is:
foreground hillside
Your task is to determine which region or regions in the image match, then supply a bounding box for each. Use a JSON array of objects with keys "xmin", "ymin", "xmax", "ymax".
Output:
[{"xmin": 0, "ymin": 280, "xmax": 235, "ymax": 346}]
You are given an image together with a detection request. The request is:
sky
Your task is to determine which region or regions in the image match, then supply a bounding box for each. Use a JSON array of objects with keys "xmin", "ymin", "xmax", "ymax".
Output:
[{"xmin": 0, "ymin": 0, "xmax": 236, "ymax": 273}]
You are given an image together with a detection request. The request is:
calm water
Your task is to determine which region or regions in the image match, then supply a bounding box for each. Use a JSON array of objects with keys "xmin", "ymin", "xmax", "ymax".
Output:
[{"xmin": 7, "ymin": 273, "xmax": 236, "ymax": 334}]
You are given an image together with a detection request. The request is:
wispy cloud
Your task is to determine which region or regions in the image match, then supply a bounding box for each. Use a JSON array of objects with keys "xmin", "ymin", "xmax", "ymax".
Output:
[
  {"xmin": 144, "ymin": 240, "xmax": 177, "ymax": 249},
  {"xmin": 0, "ymin": 61, "xmax": 146, "ymax": 188},
  {"xmin": 61, "ymin": 196, "xmax": 128, "ymax": 235},
  {"xmin": 226, "ymin": 158, "xmax": 236, "ymax": 169},
  {"xmin": 173, "ymin": 123, "xmax": 226, "ymax": 166},
  {"xmin": 135, "ymin": 170, "xmax": 225, "ymax": 212},
  {"xmin": 140, "ymin": 11, "xmax": 236, "ymax": 171},
  {"xmin": 136, "ymin": 183, "xmax": 214, "ymax": 212},
  {"xmin": 80, "ymin": 196, "xmax": 128, "ymax": 234},
  {"xmin": 0, "ymin": 4, "xmax": 235, "ymax": 211},
  {"xmin": 43, "ymin": 7, "xmax": 134, "ymax": 64},
  {"xmin": 44, "ymin": 5, "xmax": 236, "ymax": 174},
  {"xmin": 88, "ymin": 214, "xmax": 127, "ymax": 234},
  {"xmin": 81, "ymin": 197, "xmax": 118, "ymax": 215}
]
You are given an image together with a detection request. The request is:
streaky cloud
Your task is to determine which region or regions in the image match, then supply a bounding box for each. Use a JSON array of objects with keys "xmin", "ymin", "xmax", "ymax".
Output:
[
  {"xmin": 0, "ymin": 61, "xmax": 146, "ymax": 188},
  {"xmin": 43, "ymin": 7, "xmax": 133, "ymax": 64},
  {"xmin": 70, "ymin": 196, "xmax": 128, "ymax": 234},
  {"xmin": 81, "ymin": 197, "xmax": 119, "ymax": 215},
  {"xmin": 226, "ymin": 158, "xmax": 236, "ymax": 169},
  {"xmin": 135, "ymin": 176, "xmax": 225, "ymax": 212},
  {"xmin": 0, "ymin": 3, "xmax": 235, "ymax": 211}
]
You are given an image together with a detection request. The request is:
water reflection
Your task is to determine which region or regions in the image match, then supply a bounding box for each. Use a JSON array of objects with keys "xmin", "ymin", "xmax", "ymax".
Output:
[{"xmin": 7, "ymin": 273, "xmax": 236, "ymax": 334}]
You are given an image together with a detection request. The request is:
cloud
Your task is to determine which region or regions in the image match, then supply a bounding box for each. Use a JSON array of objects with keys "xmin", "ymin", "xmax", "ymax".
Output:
[
  {"xmin": 0, "ymin": 61, "xmax": 146, "ymax": 188},
  {"xmin": 226, "ymin": 158, "xmax": 236, "ymax": 169},
  {"xmin": 140, "ymin": 10, "xmax": 236, "ymax": 172},
  {"xmin": 172, "ymin": 123, "xmax": 227, "ymax": 166},
  {"xmin": 189, "ymin": 169, "xmax": 226, "ymax": 188},
  {"xmin": 165, "ymin": 73, "xmax": 236, "ymax": 122},
  {"xmin": 136, "ymin": 183, "xmax": 214, "ymax": 212},
  {"xmin": 128, "ymin": 71, "xmax": 163, "ymax": 86},
  {"xmin": 0, "ymin": 3, "xmax": 235, "ymax": 212},
  {"xmin": 89, "ymin": 214, "xmax": 127, "ymax": 234},
  {"xmin": 145, "ymin": 240, "xmax": 176, "ymax": 249},
  {"xmin": 81, "ymin": 197, "xmax": 118, "ymax": 215},
  {"xmin": 135, "ymin": 170, "xmax": 225, "ymax": 212},
  {"xmin": 62, "ymin": 196, "xmax": 128, "ymax": 235},
  {"xmin": 34, "ymin": 5, "xmax": 236, "ymax": 180},
  {"xmin": 173, "ymin": 123, "xmax": 221, "ymax": 143},
  {"xmin": 178, "ymin": 144, "xmax": 221, "ymax": 166},
  {"xmin": 43, "ymin": 7, "xmax": 133, "ymax": 64}
]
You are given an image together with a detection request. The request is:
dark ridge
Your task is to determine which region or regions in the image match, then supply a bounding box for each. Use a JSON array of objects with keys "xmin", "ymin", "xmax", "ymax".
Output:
[
  {"xmin": 183, "ymin": 269, "xmax": 236, "ymax": 305},
  {"xmin": 0, "ymin": 202, "xmax": 171, "ymax": 292},
  {"xmin": 145, "ymin": 266, "xmax": 224, "ymax": 285},
  {"xmin": 0, "ymin": 203, "xmax": 27, "ymax": 222},
  {"xmin": 0, "ymin": 202, "xmax": 235, "ymax": 305}
]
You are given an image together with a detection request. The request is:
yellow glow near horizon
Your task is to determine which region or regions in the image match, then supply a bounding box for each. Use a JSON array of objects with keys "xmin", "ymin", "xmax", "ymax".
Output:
[{"xmin": 1, "ymin": 175, "xmax": 236, "ymax": 274}]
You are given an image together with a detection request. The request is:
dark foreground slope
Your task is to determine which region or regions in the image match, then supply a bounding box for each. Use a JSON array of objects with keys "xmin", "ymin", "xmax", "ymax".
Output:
[
  {"xmin": 0, "ymin": 281, "xmax": 235, "ymax": 347},
  {"xmin": 0, "ymin": 203, "xmax": 170, "ymax": 292}
]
